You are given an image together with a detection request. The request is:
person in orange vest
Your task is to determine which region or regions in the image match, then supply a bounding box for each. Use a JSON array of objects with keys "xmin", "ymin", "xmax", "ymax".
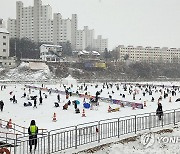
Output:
[{"xmin": 28, "ymin": 120, "xmax": 38, "ymax": 153}]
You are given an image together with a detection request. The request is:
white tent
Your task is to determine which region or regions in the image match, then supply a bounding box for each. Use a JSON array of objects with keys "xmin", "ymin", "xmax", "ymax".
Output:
[{"xmin": 61, "ymin": 75, "xmax": 77, "ymax": 86}]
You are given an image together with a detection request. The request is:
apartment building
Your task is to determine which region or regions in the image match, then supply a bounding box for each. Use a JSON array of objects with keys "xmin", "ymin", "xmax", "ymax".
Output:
[
  {"xmin": 76, "ymin": 30, "xmax": 85, "ymax": 50},
  {"xmin": 93, "ymin": 35, "xmax": 108, "ymax": 52},
  {"xmin": 84, "ymin": 26, "xmax": 94, "ymax": 49},
  {"xmin": 15, "ymin": 0, "xmax": 53, "ymax": 42},
  {"xmin": 53, "ymin": 13, "xmax": 71, "ymax": 45},
  {"xmin": 7, "ymin": 0, "xmax": 74, "ymax": 44},
  {"xmin": 7, "ymin": 0, "xmax": 108, "ymax": 51},
  {"xmin": 7, "ymin": 19, "xmax": 17, "ymax": 38},
  {"xmin": 0, "ymin": 28, "xmax": 9, "ymax": 57},
  {"xmin": 71, "ymin": 14, "xmax": 77, "ymax": 50},
  {"xmin": 116, "ymin": 45, "xmax": 180, "ymax": 63},
  {"xmin": 75, "ymin": 26, "xmax": 95, "ymax": 51}
]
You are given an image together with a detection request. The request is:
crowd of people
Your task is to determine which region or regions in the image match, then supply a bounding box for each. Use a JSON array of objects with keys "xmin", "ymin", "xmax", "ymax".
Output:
[{"xmin": 3, "ymin": 81, "xmax": 180, "ymax": 153}]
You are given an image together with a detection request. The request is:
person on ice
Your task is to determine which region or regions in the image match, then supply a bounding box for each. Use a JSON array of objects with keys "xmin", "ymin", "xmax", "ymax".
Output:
[
  {"xmin": 151, "ymin": 97, "xmax": 154, "ymax": 102},
  {"xmin": 57, "ymin": 94, "xmax": 60, "ymax": 103},
  {"xmin": 63, "ymin": 103, "xmax": 68, "ymax": 110},
  {"xmin": 13, "ymin": 95, "xmax": 16, "ymax": 103},
  {"xmin": 73, "ymin": 100, "xmax": 77, "ymax": 109},
  {"xmin": 28, "ymin": 120, "xmax": 38, "ymax": 153},
  {"xmin": 75, "ymin": 108, "xmax": 80, "ymax": 114},
  {"xmin": 39, "ymin": 96, "xmax": 43, "ymax": 105},
  {"xmin": 21, "ymin": 92, "xmax": 26, "ymax": 98},
  {"xmin": 0, "ymin": 100, "xmax": 4, "ymax": 111},
  {"xmin": 67, "ymin": 100, "xmax": 71, "ymax": 105},
  {"xmin": 33, "ymin": 98, "xmax": 37, "ymax": 108}
]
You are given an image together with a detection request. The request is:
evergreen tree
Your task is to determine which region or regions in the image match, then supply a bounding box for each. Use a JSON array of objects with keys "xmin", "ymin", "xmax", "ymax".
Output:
[
  {"xmin": 59, "ymin": 41, "xmax": 72, "ymax": 56},
  {"xmin": 10, "ymin": 38, "xmax": 40, "ymax": 59}
]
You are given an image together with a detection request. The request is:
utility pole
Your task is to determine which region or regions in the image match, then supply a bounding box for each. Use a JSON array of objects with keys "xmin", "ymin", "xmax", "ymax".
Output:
[{"xmin": 15, "ymin": 41, "xmax": 17, "ymax": 57}]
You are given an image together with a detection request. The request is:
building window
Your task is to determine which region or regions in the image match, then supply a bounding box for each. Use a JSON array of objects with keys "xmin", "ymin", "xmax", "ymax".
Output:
[
  {"xmin": 3, "ymin": 43, "xmax": 6, "ymax": 45},
  {"xmin": 3, "ymin": 49, "xmax": 6, "ymax": 52},
  {"xmin": 3, "ymin": 36, "xmax": 6, "ymax": 39}
]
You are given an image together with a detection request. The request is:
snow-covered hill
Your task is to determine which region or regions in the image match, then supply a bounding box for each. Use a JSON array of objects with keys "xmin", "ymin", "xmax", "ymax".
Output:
[{"xmin": 0, "ymin": 62, "xmax": 55, "ymax": 81}]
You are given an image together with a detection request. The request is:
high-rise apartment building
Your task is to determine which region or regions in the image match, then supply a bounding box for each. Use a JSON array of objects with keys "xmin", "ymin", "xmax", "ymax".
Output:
[
  {"xmin": 8, "ymin": 0, "xmax": 77, "ymax": 48},
  {"xmin": 53, "ymin": 13, "xmax": 71, "ymax": 45},
  {"xmin": 71, "ymin": 14, "xmax": 77, "ymax": 50},
  {"xmin": 7, "ymin": 0, "xmax": 61, "ymax": 43},
  {"xmin": 7, "ymin": 19, "xmax": 17, "ymax": 38},
  {"xmin": 93, "ymin": 35, "xmax": 108, "ymax": 52},
  {"xmin": 84, "ymin": 26, "xmax": 94, "ymax": 50},
  {"xmin": 14, "ymin": 0, "xmax": 53, "ymax": 42},
  {"xmin": 76, "ymin": 30, "xmax": 85, "ymax": 50},
  {"xmin": 7, "ymin": 0, "xmax": 108, "ymax": 51},
  {"xmin": 75, "ymin": 26, "xmax": 95, "ymax": 51}
]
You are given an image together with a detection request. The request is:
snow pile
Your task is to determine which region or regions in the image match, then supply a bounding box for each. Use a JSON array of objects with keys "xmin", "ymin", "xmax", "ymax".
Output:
[
  {"xmin": 4, "ymin": 62, "xmax": 53, "ymax": 81},
  {"xmin": 18, "ymin": 62, "xmax": 29, "ymax": 68}
]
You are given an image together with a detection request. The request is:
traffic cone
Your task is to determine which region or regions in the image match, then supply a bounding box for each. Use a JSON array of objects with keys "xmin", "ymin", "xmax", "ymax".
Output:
[
  {"xmin": 7, "ymin": 119, "xmax": 12, "ymax": 129},
  {"xmin": 169, "ymin": 97, "xmax": 171, "ymax": 103},
  {"xmin": 144, "ymin": 101, "xmax": 147, "ymax": 107},
  {"xmin": 52, "ymin": 113, "xmax": 57, "ymax": 122},
  {"xmin": 82, "ymin": 109, "xmax": 86, "ymax": 117},
  {"xmin": 108, "ymin": 106, "xmax": 112, "ymax": 113}
]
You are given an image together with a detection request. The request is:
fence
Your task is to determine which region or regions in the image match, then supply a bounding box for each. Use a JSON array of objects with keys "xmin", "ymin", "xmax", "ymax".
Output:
[{"xmin": 1, "ymin": 108, "xmax": 180, "ymax": 154}]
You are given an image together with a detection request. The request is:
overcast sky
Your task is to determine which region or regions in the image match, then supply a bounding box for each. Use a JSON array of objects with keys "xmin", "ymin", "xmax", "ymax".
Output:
[{"xmin": 1, "ymin": 0, "xmax": 180, "ymax": 50}]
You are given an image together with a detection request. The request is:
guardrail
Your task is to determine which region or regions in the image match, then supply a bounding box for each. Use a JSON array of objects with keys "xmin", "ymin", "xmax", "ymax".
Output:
[
  {"xmin": 0, "ymin": 118, "xmax": 48, "ymax": 140},
  {"xmin": 0, "ymin": 80, "xmax": 60, "ymax": 84},
  {"xmin": 1, "ymin": 108, "xmax": 180, "ymax": 154},
  {"xmin": 1, "ymin": 78, "xmax": 180, "ymax": 85}
]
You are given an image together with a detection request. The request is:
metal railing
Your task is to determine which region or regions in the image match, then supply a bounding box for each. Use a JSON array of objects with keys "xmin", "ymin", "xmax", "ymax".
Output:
[
  {"xmin": 1, "ymin": 108, "xmax": 180, "ymax": 154},
  {"xmin": 0, "ymin": 119, "xmax": 47, "ymax": 137}
]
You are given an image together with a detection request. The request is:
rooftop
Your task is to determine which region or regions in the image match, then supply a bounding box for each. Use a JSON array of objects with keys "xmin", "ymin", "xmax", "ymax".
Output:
[
  {"xmin": 0, "ymin": 28, "xmax": 9, "ymax": 34},
  {"xmin": 41, "ymin": 44, "xmax": 62, "ymax": 48}
]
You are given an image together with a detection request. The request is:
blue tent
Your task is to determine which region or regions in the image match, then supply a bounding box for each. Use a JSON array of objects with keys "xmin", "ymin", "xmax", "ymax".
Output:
[{"xmin": 83, "ymin": 103, "xmax": 90, "ymax": 109}]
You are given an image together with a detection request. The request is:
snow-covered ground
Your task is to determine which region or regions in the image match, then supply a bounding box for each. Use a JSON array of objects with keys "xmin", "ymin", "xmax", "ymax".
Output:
[
  {"xmin": 1, "ymin": 81, "xmax": 180, "ymax": 130},
  {"xmin": 78, "ymin": 126, "xmax": 180, "ymax": 154},
  {"xmin": 1, "ymin": 80, "xmax": 180, "ymax": 153}
]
